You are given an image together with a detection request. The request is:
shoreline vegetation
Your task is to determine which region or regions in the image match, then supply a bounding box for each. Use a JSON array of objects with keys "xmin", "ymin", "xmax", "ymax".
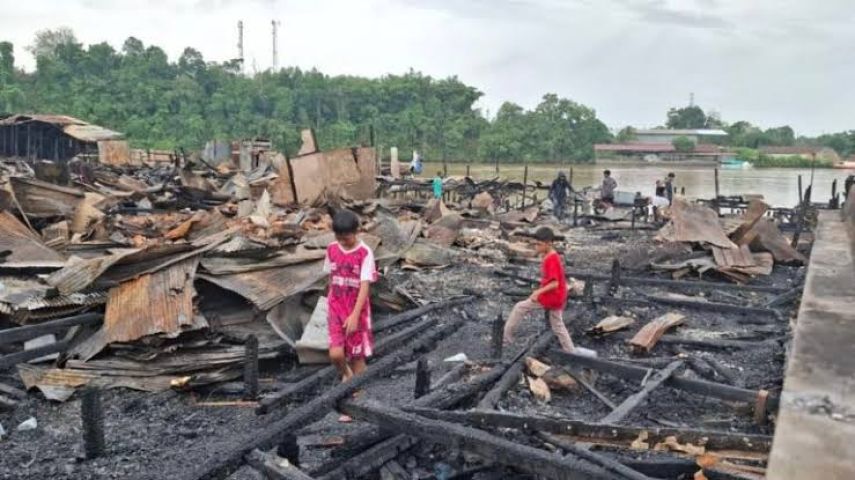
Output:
[{"xmin": 0, "ymin": 29, "xmax": 853, "ymax": 163}]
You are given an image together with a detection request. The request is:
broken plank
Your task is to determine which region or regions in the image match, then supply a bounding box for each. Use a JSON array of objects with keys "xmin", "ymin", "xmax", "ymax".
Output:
[
  {"xmin": 628, "ymin": 313, "xmax": 685, "ymax": 353},
  {"xmin": 258, "ymin": 310, "xmax": 449, "ymax": 414},
  {"xmin": 0, "ymin": 339, "xmax": 70, "ymax": 370},
  {"xmin": 477, "ymin": 330, "xmax": 554, "ymax": 409},
  {"xmin": 315, "ymin": 435, "xmax": 418, "ymax": 480},
  {"xmin": 245, "ymin": 450, "xmax": 315, "ymax": 480},
  {"xmin": 599, "ymin": 361, "xmax": 683, "ymax": 424},
  {"xmin": 0, "ymin": 313, "xmax": 102, "ymax": 346},
  {"xmin": 406, "ymin": 408, "xmax": 773, "ymax": 452},
  {"xmin": 549, "ymin": 350, "xmax": 777, "ymax": 411},
  {"xmin": 373, "ymin": 296, "xmax": 472, "ymax": 332},
  {"xmin": 183, "ymin": 312, "xmax": 467, "ymax": 480},
  {"xmin": 565, "ymin": 368, "xmax": 616, "ymax": 409},
  {"xmin": 341, "ymin": 398, "xmax": 616, "ymax": 480},
  {"xmin": 536, "ymin": 432, "xmax": 658, "ymax": 480}
]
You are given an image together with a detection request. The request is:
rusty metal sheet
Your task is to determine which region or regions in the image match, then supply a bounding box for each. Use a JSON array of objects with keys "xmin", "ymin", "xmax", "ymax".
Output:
[
  {"xmin": 97, "ymin": 139, "xmax": 130, "ymax": 165},
  {"xmin": 657, "ymin": 198, "xmax": 736, "ymax": 249},
  {"xmin": 198, "ymin": 260, "xmax": 325, "ymax": 311},
  {"xmin": 63, "ymin": 124, "xmax": 124, "ymax": 142},
  {"xmin": 712, "ymin": 245, "xmax": 756, "ymax": 268},
  {"xmin": 9, "ymin": 176, "xmax": 85, "ymax": 219},
  {"xmin": 46, "ymin": 248, "xmax": 140, "ymax": 295},
  {"xmin": 200, "ymin": 247, "xmax": 325, "ymax": 275},
  {"xmin": 71, "ymin": 258, "xmax": 206, "ymax": 360},
  {"xmin": 18, "ymin": 363, "xmax": 177, "ymax": 401},
  {"xmin": 0, "ymin": 211, "xmax": 65, "ymax": 265},
  {"xmin": 0, "ymin": 114, "xmax": 86, "ymax": 126},
  {"xmin": 748, "ymin": 219, "xmax": 807, "ymax": 264}
]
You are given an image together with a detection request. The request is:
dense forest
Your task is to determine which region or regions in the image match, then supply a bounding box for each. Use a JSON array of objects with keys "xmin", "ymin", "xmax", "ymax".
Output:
[{"xmin": 1, "ymin": 29, "xmax": 854, "ymax": 162}]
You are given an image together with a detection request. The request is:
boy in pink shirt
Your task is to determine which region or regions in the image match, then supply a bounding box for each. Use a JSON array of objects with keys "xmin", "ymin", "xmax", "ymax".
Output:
[{"xmin": 324, "ymin": 210, "xmax": 377, "ymax": 391}]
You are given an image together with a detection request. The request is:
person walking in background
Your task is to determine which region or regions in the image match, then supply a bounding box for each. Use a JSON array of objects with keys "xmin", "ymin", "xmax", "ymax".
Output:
[
  {"xmin": 432, "ymin": 171, "xmax": 443, "ymax": 199},
  {"xmin": 600, "ymin": 169, "xmax": 617, "ymax": 210},
  {"xmin": 664, "ymin": 172, "xmax": 676, "ymax": 205},
  {"xmin": 549, "ymin": 171, "xmax": 572, "ymax": 219},
  {"xmin": 409, "ymin": 151, "xmax": 423, "ymax": 176},
  {"xmin": 503, "ymin": 227, "xmax": 576, "ymax": 353},
  {"xmin": 651, "ymin": 179, "xmax": 670, "ymax": 221}
]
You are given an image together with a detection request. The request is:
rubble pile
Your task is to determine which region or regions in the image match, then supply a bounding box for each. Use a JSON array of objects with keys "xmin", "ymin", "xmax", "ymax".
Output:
[{"xmin": 0, "ymin": 127, "xmax": 816, "ymax": 480}]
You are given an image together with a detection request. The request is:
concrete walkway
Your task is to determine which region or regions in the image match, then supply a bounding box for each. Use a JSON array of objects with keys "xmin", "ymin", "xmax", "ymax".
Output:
[{"xmin": 768, "ymin": 209, "xmax": 855, "ymax": 479}]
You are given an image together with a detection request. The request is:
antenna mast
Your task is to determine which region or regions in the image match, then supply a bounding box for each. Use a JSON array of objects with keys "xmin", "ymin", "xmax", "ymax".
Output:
[
  {"xmin": 271, "ymin": 20, "xmax": 281, "ymax": 71},
  {"xmin": 237, "ymin": 20, "xmax": 245, "ymax": 72}
]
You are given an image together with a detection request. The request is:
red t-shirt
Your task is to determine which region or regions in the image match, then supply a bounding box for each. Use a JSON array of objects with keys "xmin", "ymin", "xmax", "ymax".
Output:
[{"xmin": 538, "ymin": 251, "xmax": 567, "ymax": 310}]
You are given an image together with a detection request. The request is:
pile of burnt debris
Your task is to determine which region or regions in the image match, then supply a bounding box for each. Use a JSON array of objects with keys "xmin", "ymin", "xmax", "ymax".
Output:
[{"xmin": 0, "ymin": 129, "xmax": 813, "ymax": 480}]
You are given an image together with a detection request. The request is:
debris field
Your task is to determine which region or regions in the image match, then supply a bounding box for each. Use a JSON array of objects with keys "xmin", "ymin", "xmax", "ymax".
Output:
[{"xmin": 0, "ymin": 127, "xmax": 813, "ymax": 480}]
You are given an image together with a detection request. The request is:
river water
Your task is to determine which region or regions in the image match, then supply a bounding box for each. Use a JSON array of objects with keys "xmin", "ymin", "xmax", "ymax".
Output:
[{"xmin": 422, "ymin": 162, "xmax": 851, "ymax": 208}]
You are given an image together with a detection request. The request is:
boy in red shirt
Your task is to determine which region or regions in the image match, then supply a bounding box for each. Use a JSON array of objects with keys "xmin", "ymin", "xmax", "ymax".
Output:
[{"xmin": 503, "ymin": 227, "xmax": 575, "ymax": 352}]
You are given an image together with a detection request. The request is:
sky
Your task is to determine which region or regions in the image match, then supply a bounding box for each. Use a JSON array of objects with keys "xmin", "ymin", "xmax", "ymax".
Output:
[{"xmin": 1, "ymin": 0, "xmax": 853, "ymax": 135}]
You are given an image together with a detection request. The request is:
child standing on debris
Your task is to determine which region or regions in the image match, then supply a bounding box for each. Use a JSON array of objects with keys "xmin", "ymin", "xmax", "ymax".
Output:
[
  {"xmin": 325, "ymin": 210, "xmax": 377, "ymax": 404},
  {"xmin": 503, "ymin": 227, "xmax": 576, "ymax": 353}
]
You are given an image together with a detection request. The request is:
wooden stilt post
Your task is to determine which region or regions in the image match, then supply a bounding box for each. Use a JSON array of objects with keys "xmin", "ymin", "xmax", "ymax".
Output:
[
  {"xmin": 713, "ymin": 168, "xmax": 720, "ymax": 216},
  {"xmin": 415, "ymin": 357, "xmax": 431, "ymax": 399},
  {"xmin": 81, "ymin": 387, "xmax": 106, "ymax": 459},
  {"xmin": 491, "ymin": 311, "xmax": 504, "ymax": 359},
  {"xmin": 521, "ymin": 164, "xmax": 528, "ymax": 209},
  {"xmin": 797, "ymin": 175, "xmax": 803, "ymax": 205},
  {"xmin": 609, "ymin": 259, "xmax": 621, "ymax": 294}
]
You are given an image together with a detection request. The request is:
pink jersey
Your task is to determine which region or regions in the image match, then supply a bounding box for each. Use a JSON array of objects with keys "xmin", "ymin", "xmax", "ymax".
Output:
[{"xmin": 324, "ymin": 241, "xmax": 377, "ymax": 358}]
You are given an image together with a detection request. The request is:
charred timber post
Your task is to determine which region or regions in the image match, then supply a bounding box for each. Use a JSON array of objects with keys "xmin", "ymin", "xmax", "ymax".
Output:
[
  {"xmin": 491, "ymin": 311, "xmax": 504, "ymax": 359},
  {"xmin": 244, "ymin": 335, "xmax": 259, "ymax": 400},
  {"xmin": 714, "ymin": 167, "xmax": 721, "ymax": 216},
  {"xmin": 414, "ymin": 357, "xmax": 430, "ymax": 399},
  {"xmin": 522, "ymin": 164, "xmax": 529, "ymax": 209},
  {"xmin": 537, "ymin": 432, "xmax": 654, "ymax": 480},
  {"xmin": 609, "ymin": 259, "xmax": 621, "ymax": 294},
  {"xmin": 81, "ymin": 387, "xmax": 106, "ymax": 459},
  {"xmin": 0, "ymin": 338, "xmax": 70, "ymax": 370},
  {"xmin": 583, "ymin": 278, "xmax": 593, "ymax": 303},
  {"xmin": 598, "ymin": 360, "xmax": 683, "ymax": 424},
  {"xmin": 572, "ymin": 198, "xmax": 578, "ymax": 226},
  {"xmin": 277, "ymin": 433, "xmax": 300, "ymax": 468},
  {"xmin": 830, "ymin": 178, "xmax": 839, "ymax": 209},
  {"xmin": 797, "ymin": 174, "xmax": 803, "ymax": 205}
]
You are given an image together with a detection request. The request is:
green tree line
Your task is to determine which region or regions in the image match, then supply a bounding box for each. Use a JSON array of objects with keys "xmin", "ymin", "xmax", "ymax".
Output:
[{"xmin": 0, "ymin": 29, "xmax": 611, "ymax": 163}]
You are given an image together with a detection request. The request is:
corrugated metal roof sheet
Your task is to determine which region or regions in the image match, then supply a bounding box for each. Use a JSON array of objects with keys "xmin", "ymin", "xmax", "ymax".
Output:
[
  {"xmin": 197, "ymin": 259, "xmax": 325, "ymax": 311},
  {"xmin": 0, "ymin": 211, "xmax": 65, "ymax": 264},
  {"xmin": 46, "ymin": 248, "xmax": 140, "ymax": 295},
  {"xmin": 595, "ymin": 143, "xmax": 722, "ymax": 154},
  {"xmin": 9, "ymin": 177, "xmax": 85, "ymax": 219},
  {"xmin": 71, "ymin": 257, "xmax": 207, "ymax": 360},
  {"xmin": 0, "ymin": 114, "xmax": 88, "ymax": 126},
  {"xmin": 635, "ymin": 129, "xmax": 728, "ymax": 136},
  {"xmin": 63, "ymin": 124, "xmax": 124, "ymax": 142}
]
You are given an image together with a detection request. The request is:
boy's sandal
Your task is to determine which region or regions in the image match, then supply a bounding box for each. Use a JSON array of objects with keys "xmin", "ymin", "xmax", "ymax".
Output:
[{"xmin": 338, "ymin": 414, "xmax": 353, "ymax": 423}]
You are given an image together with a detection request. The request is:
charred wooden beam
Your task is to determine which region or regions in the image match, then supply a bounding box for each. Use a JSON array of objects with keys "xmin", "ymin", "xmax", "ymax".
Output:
[
  {"xmin": 433, "ymin": 362, "xmax": 468, "ymax": 390},
  {"xmin": 257, "ymin": 309, "xmax": 455, "ymax": 414},
  {"xmin": 619, "ymin": 458, "xmax": 760, "ymax": 480},
  {"xmin": 639, "ymin": 294, "xmax": 782, "ymax": 319},
  {"xmin": 599, "ymin": 360, "xmax": 683, "ymax": 424},
  {"xmin": 565, "ymin": 367, "xmax": 616, "ymax": 409},
  {"xmin": 312, "ymin": 362, "xmax": 517, "ymax": 478},
  {"xmin": 0, "ymin": 312, "xmax": 102, "ymax": 345},
  {"xmin": 340, "ymin": 399, "xmax": 617, "ymax": 480},
  {"xmin": 494, "ymin": 269, "xmax": 788, "ymax": 294},
  {"xmin": 477, "ymin": 330, "xmax": 554, "ymax": 409},
  {"xmin": 764, "ymin": 287, "xmax": 802, "ymax": 309},
  {"xmin": 184, "ymin": 312, "xmax": 467, "ymax": 480},
  {"xmin": 245, "ymin": 450, "xmax": 315, "ymax": 480},
  {"xmin": 406, "ymin": 408, "xmax": 773, "ymax": 452},
  {"xmin": 0, "ymin": 338, "xmax": 70, "ymax": 370},
  {"xmin": 536, "ymin": 432, "xmax": 655, "ymax": 480},
  {"xmin": 549, "ymin": 350, "xmax": 778, "ymax": 412},
  {"xmin": 316, "ymin": 434, "xmax": 419, "ymax": 480},
  {"xmin": 611, "ymin": 332, "xmax": 782, "ymax": 351},
  {"xmin": 414, "ymin": 357, "xmax": 430, "ymax": 399},
  {"xmin": 373, "ymin": 296, "xmax": 473, "ymax": 332},
  {"xmin": 0, "ymin": 381, "xmax": 27, "ymax": 400}
]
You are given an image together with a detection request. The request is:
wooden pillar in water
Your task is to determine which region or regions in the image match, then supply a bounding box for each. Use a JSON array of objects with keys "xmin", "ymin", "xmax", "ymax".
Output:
[
  {"xmin": 797, "ymin": 175, "xmax": 803, "ymax": 205},
  {"xmin": 521, "ymin": 164, "xmax": 528, "ymax": 209},
  {"xmin": 713, "ymin": 168, "xmax": 721, "ymax": 216}
]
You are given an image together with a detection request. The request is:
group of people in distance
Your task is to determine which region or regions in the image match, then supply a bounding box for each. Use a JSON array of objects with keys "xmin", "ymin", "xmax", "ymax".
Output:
[{"xmin": 549, "ymin": 170, "xmax": 677, "ymax": 220}]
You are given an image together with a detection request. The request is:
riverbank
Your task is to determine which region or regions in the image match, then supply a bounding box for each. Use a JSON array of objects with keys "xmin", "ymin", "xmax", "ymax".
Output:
[{"xmin": 423, "ymin": 162, "xmax": 847, "ymax": 208}]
